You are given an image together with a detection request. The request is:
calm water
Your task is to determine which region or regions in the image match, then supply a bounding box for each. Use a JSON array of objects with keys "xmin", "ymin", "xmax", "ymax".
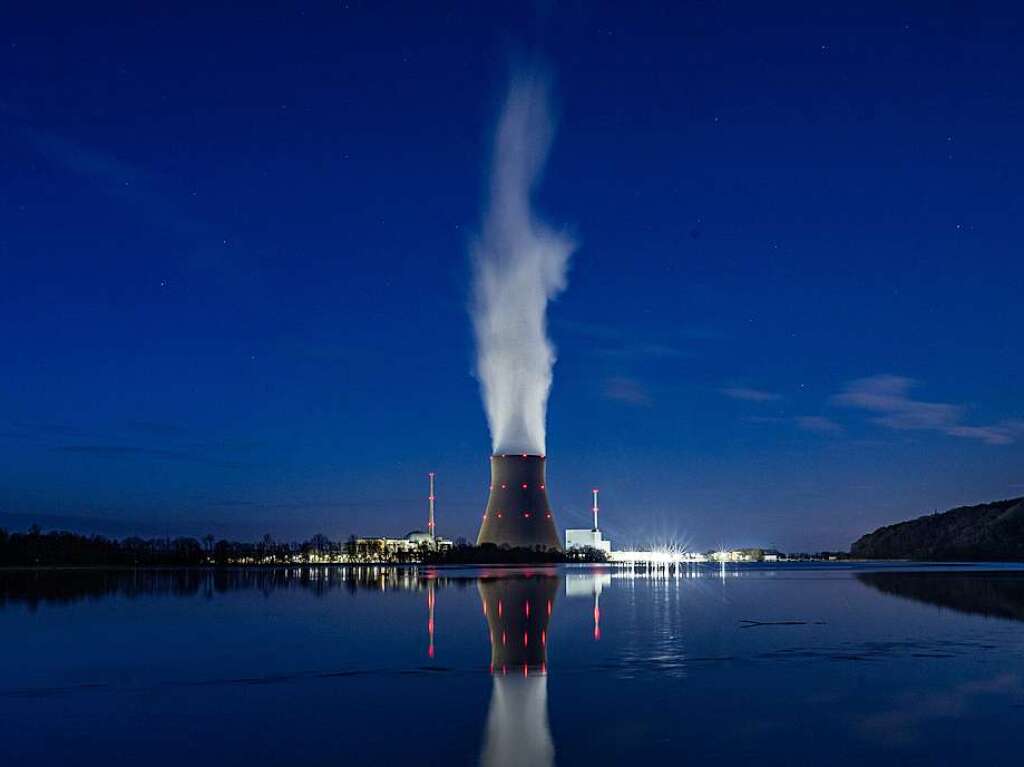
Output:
[{"xmin": 2, "ymin": 563, "xmax": 1023, "ymax": 765}]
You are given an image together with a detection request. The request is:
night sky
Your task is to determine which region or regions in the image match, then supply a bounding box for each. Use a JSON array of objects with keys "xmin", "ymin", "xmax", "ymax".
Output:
[{"xmin": 2, "ymin": 2, "xmax": 1022, "ymax": 551}]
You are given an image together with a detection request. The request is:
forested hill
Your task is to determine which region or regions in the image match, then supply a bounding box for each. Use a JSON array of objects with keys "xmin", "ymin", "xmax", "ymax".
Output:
[{"xmin": 851, "ymin": 497, "xmax": 1024, "ymax": 561}]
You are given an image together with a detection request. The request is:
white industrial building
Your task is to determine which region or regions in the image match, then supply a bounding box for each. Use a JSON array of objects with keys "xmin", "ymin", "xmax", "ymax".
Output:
[{"xmin": 564, "ymin": 489, "xmax": 612, "ymax": 554}]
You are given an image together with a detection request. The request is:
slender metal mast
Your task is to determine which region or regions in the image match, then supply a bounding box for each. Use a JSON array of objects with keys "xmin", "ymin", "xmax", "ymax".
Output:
[
  {"xmin": 592, "ymin": 488, "xmax": 599, "ymax": 531},
  {"xmin": 428, "ymin": 472, "xmax": 436, "ymax": 539}
]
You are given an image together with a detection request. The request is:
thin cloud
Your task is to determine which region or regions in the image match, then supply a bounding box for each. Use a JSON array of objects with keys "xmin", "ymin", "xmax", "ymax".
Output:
[
  {"xmin": 834, "ymin": 375, "xmax": 1022, "ymax": 445},
  {"xmin": 594, "ymin": 342, "xmax": 688, "ymax": 360},
  {"xmin": 54, "ymin": 445, "xmax": 253, "ymax": 469},
  {"xmin": 29, "ymin": 130, "xmax": 141, "ymax": 188},
  {"xmin": 721, "ymin": 386, "xmax": 782, "ymax": 402},
  {"xmin": 19, "ymin": 125, "xmax": 212, "ymax": 244},
  {"xmin": 603, "ymin": 376, "xmax": 653, "ymax": 406},
  {"xmin": 796, "ymin": 416, "xmax": 844, "ymax": 435},
  {"xmin": 945, "ymin": 422, "xmax": 1024, "ymax": 446},
  {"xmin": 556, "ymin": 319, "xmax": 698, "ymax": 359}
]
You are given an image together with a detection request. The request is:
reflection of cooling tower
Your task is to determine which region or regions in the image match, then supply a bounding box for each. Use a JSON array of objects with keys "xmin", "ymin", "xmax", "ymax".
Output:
[
  {"xmin": 479, "ymin": 576, "xmax": 557, "ymax": 672},
  {"xmin": 477, "ymin": 454, "xmax": 561, "ymax": 550},
  {"xmin": 479, "ymin": 576, "xmax": 558, "ymax": 767}
]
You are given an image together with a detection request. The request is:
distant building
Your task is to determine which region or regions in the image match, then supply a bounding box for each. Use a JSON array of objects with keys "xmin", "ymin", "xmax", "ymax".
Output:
[
  {"xmin": 346, "ymin": 473, "xmax": 455, "ymax": 562},
  {"xmin": 708, "ymin": 548, "xmax": 783, "ymax": 563},
  {"xmin": 405, "ymin": 530, "xmax": 435, "ymax": 547},
  {"xmin": 565, "ymin": 527, "xmax": 611, "ymax": 554},
  {"xmin": 351, "ymin": 530, "xmax": 452, "ymax": 561},
  {"xmin": 564, "ymin": 489, "xmax": 612, "ymax": 554}
]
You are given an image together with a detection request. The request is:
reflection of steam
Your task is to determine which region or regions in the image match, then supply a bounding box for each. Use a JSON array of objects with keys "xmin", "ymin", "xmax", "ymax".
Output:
[
  {"xmin": 481, "ymin": 676, "xmax": 554, "ymax": 767},
  {"xmin": 471, "ymin": 68, "xmax": 574, "ymax": 455},
  {"xmin": 479, "ymin": 576, "xmax": 558, "ymax": 767}
]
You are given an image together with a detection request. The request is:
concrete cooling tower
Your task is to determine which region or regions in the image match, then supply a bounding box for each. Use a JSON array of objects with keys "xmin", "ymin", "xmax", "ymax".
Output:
[{"xmin": 477, "ymin": 454, "xmax": 561, "ymax": 550}]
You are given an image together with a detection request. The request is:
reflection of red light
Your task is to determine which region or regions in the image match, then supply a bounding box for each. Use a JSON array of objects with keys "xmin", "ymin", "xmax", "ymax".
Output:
[
  {"xmin": 522, "ymin": 483, "xmax": 528, "ymax": 489},
  {"xmin": 545, "ymin": 513, "xmax": 551, "ymax": 519},
  {"xmin": 547, "ymin": 600, "xmax": 552, "ymax": 615},
  {"xmin": 525, "ymin": 601, "xmax": 530, "ymax": 617},
  {"xmin": 541, "ymin": 662, "xmax": 547, "ymax": 674},
  {"xmin": 498, "ymin": 600, "xmax": 503, "ymax": 617},
  {"xmin": 523, "ymin": 632, "xmax": 528, "ymax": 647},
  {"xmin": 502, "ymin": 665, "xmax": 507, "ymax": 675},
  {"xmin": 523, "ymin": 664, "xmax": 528, "ymax": 677},
  {"xmin": 540, "ymin": 484, "xmax": 545, "ymax": 489},
  {"xmin": 501, "ymin": 631, "xmax": 506, "ymax": 645},
  {"xmin": 427, "ymin": 588, "xmax": 436, "ymax": 658},
  {"xmin": 594, "ymin": 604, "xmax": 601, "ymax": 641},
  {"xmin": 524, "ymin": 512, "xmax": 530, "ymax": 518},
  {"xmin": 541, "ymin": 630, "xmax": 546, "ymax": 646},
  {"xmin": 482, "ymin": 601, "xmax": 487, "ymax": 616}
]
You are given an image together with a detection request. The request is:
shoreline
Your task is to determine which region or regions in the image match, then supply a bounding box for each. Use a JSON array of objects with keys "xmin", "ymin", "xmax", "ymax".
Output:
[{"xmin": 6, "ymin": 559, "xmax": 1024, "ymax": 573}]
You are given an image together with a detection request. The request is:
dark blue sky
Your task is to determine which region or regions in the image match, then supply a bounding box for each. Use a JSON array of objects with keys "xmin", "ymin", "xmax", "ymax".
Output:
[{"xmin": 2, "ymin": 1, "xmax": 1022, "ymax": 550}]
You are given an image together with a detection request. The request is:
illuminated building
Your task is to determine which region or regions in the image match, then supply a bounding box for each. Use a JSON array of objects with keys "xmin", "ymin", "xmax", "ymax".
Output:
[{"xmin": 564, "ymin": 488, "xmax": 611, "ymax": 554}]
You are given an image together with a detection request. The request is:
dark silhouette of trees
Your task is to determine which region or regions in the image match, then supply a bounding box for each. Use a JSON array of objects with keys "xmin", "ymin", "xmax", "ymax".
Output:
[
  {"xmin": 0, "ymin": 527, "xmax": 609, "ymax": 568},
  {"xmin": 0, "ymin": 527, "xmax": 207, "ymax": 567},
  {"xmin": 852, "ymin": 497, "xmax": 1024, "ymax": 561}
]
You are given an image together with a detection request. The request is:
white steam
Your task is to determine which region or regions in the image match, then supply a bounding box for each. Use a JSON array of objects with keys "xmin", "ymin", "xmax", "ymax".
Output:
[{"xmin": 471, "ymin": 71, "xmax": 574, "ymax": 456}]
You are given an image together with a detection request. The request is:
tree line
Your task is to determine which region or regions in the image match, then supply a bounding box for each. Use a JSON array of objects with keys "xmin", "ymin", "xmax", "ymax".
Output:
[
  {"xmin": 0, "ymin": 526, "xmax": 359, "ymax": 567},
  {"xmin": 0, "ymin": 527, "xmax": 608, "ymax": 567}
]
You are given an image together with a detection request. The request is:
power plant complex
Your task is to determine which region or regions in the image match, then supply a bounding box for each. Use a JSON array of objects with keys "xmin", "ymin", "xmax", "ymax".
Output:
[{"xmin": 477, "ymin": 454, "xmax": 561, "ymax": 550}]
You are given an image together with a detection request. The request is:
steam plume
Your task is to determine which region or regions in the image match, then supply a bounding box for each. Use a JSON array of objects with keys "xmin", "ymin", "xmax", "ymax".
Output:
[{"xmin": 471, "ymin": 69, "xmax": 574, "ymax": 455}]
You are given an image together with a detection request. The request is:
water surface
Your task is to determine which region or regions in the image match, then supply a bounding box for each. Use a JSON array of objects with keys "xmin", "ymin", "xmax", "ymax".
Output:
[{"xmin": 2, "ymin": 563, "xmax": 1022, "ymax": 765}]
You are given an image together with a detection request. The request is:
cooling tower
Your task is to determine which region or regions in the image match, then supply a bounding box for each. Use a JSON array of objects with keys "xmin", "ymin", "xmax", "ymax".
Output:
[{"xmin": 477, "ymin": 454, "xmax": 561, "ymax": 550}]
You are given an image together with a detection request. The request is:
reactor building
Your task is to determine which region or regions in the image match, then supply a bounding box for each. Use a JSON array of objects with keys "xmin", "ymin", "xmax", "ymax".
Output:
[
  {"xmin": 477, "ymin": 454, "xmax": 561, "ymax": 550},
  {"xmin": 564, "ymin": 488, "xmax": 612, "ymax": 554}
]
